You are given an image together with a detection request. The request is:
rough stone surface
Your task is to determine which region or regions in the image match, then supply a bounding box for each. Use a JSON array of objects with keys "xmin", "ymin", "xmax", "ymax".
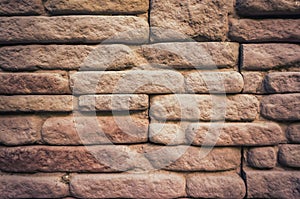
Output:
[
  {"xmin": 279, "ymin": 144, "xmax": 300, "ymax": 168},
  {"xmin": 0, "ymin": 116, "xmax": 43, "ymax": 145},
  {"xmin": 261, "ymin": 94, "xmax": 300, "ymax": 121},
  {"xmin": 247, "ymin": 147, "xmax": 277, "ymax": 169},
  {"xmin": 150, "ymin": 0, "xmax": 233, "ymax": 41},
  {"xmin": 185, "ymin": 72, "xmax": 243, "ymax": 93},
  {"xmin": 229, "ymin": 19, "xmax": 300, "ymax": 42},
  {"xmin": 0, "ymin": 73, "xmax": 70, "ymax": 94},
  {"xmin": 265, "ymin": 72, "xmax": 300, "ymax": 93},
  {"xmin": 236, "ymin": 0, "xmax": 300, "ymax": 16},
  {"xmin": 150, "ymin": 95, "xmax": 259, "ymax": 121},
  {"xmin": 246, "ymin": 170, "xmax": 300, "ymax": 199},
  {"xmin": 45, "ymin": 0, "xmax": 149, "ymax": 14},
  {"xmin": 70, "ymin": 172, "xmax": 186, "ymax": 198},
  {"xmin": 42, "ymin": 113, "xmax": 148, "ymax": 145},
  {"xmin": 287, "ymin": 124, "xmax": 300, "ymax": 143},
  {"xmin": 242, "ymin": 44, "xmax": 300, "ymax": 71},
  {"xmin": 0, "ymin": 16, "xmax": 149, "ymax": 44},
  {"xmin": 186, "ymin": 123, "xmax": 285, "ymax": 146},
  {"xmin": 0, "ymin": 174, "xmax": 69, "ymax": 198},
  {"xmin": 0, "ymin": 0, "xmax": 44, "ymax": 15},
  {"xmin": 78, "ymin": 95, "xmax": 148, "ymax": 111},
  {"xmin": 71, "ymin": 71, "xmax": 185, "ymax": 94},
  {"xmin": 243, "ymin": 72, "xmax": 265, "ymax": 94},
  {"xmin": 149, "ymin": 123, "xmax": 186, "ymax": 145},
  {"xmin": 0, "ymin": 95, "xmax": 73, "ymax": 112},
  {"xmin": 186, "ymin": 173, "xmax": 246, "ymax": 198}
]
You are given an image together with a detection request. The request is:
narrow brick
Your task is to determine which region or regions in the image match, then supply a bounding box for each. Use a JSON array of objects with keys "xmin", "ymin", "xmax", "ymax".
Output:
[
  {"xmin": 261, "ymin": 94, "xmax": 300, "ymax": 121},
  {"xmin": 243, "ymin": 72, "xmax": 265, "ymax": 94},
  {"xmin": 149, "ymin": 123, "xmax": 186, "ymax": 145},
  {"xmin": 45, "ymin": 0, "xmax": 149, "ymax": 14},
  {"xmin": 0, "ymin": 0, "xmax": 44, "ymax": 15},
  {"xmin": 279, "ymin": 144, "xmax": 300, "ymax": 168},
  {"xmin": 0, "ymin": 73, "xmax": 70, "ymax": 94},
  {"xmin": 71, "ymin": 71, "xmax": 185, "ymax": 94},
  {"xmin": 229, "ymin": 19, "xmax": 300, "ymax": 42},
  {"xmin": 0, "ymin": 16, "xmax": 149, "ymax": 44},
  {"xmin": 0, "ymin": 173, "xmax": 69, "ymax": 198},
  {"xmin": 265, "ymin": 72, "xmax": 300, "ymax": 93},
  {"xmin": 187, "ymin": 173, "xmax": 246, "ymax": 198},
  {"xmin": 246, "ymin": 147, "xmax": 277, "ymax": 169},
  {"xmin": 185, "ymin": 72, "xmax": 243, "ymax": 93},
  {"xmin": 287, "ymin": 124, "xmax": 300, "ymax": 143},
  {"xmin": 0, "ymin": 116, "xmax": 42, "ymax": 145},
  {"xmin": 78, "ymin": 95, "xmax": 148, "ymax": 111},
  {"xmin": 246, "ymin": 170, "xmax": 300, "ymax": 199},
  {"xmin": 70, "ymin": 172, "xmax": 186, "ymax": 198},
  {"xmin": 150, "ymin": 95, "xmax": 259, "ymax": 121},
  {"xmin": 242, "ymin": 44, "xmax": 300, "ymax": 71},
  {"xmin": 42, "ymin": 113, "xmax": 148, "ymax": 145},
  {"xmin": 186, "ymin": 123, "xmax": 285, "ymax": 146},
  {"xmin": 0, "ymin": 95, "xmax": 73, "ymax": 112}
]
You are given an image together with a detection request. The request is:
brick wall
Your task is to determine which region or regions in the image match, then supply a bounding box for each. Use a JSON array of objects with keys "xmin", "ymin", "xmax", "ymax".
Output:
[{"xmin": 0, "ymin": 0, "xmax": 299, "ymax": 198}]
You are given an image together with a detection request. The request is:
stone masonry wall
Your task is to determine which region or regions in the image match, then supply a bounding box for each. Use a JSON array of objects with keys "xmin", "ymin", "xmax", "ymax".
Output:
[{"xmin": 0, "ymin": 0, "xmax": 299, "ymax": 198}]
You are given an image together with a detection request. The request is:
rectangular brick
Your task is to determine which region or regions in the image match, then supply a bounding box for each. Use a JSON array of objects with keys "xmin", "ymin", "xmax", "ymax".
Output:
[
  {"xmin": 279, "ymin": 144, "xmax": 300, "ymax": 168},
  {"xmin": 0, "ymin": 0, "xmax": 44, "ymax": 15},
  {"xmin": 149, "ymin": 123, "xmax": 186, "ymax": 145},
  {"xmin": 242, "ymin": 72, "xmax": 265, "ymax": 94},
  {"xmin": 0, "ymin": 73, "xmax": 70, "ymax": 94},
  {"xmin": 287, "ymin": 124, "xmax": 300, "ymax": 143},
  {"xmin": 0, "ymin": 95, "xmax": 73, "ymax": 112},
  {"xmin": 264, "ymin": 72, "xmax": 300, "ymax": 93},
  {"xmin": 246, "ymin": 147, "xmax": 277, "ymax": 169},
  {"xmin": 70, "ymin": 172, "xmax": 186, "ymax": 198},
  {"xmin": 78, "ymin": 95, "xmax": 148, "ymax": 111},
  {"xmin": 150, "ymin": 94, "xmax": 259, "ymax": 121},
  {"xmin": 0, "ymin": 16, "xmax": 149, "ymax": 44}
]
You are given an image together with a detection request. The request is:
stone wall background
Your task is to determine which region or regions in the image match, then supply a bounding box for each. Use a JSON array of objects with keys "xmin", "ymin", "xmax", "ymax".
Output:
[{"xmin": 0, "ymin": 0, "xmax": 299, "ymax": 198}]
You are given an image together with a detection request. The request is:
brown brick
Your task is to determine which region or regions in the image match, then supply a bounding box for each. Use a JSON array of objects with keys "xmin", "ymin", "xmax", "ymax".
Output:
[
  {"xmin": 71, "ymin": 71, "xmax": 185, "ymax": 94},
  {"xmin": 150, "ymin": 0, "xmax": 233, "ymax": 41},
  {"xmin": 242, "ymin": 72, "xmax": 265, "ymax": 94},
  {"xmin": 0, "ymin": 116, "xmax": 42, "ymax": 145},
  {"xmin": 150, "ymin": 94, "xmax": 259, "ymax": 121},
  {"xmin": 261, "ymin": 94, "xmax": 300, "ymax": 121},
  {"xmin": 279, "ymin": 144, "xmax": 300, "ymax": 168},
  {"xmin": 42, "ymin": 113, "xmax": 148, "ymax": 145},
  {"xmin": 236, "ymin": 0, "xmax": 300, "ymax": 16},
  {"xmin": 0, "ymin": 0, "xmax": 43, "ymax": 15},
  {"xmin": 0, "ymin": 16, "xmax": 149, "ymax": 44},
  {"xmin": 242, "ymin": 44, "xmax": 300, "ymax": 71},
  {"xmin": 187, "ymin": 173, "xmax": 246, "ymax": 198},
  {"xmin": 246, "ymin": 170, "xmax": 300, "ymax": 199},
  {"xmin": 185, "ymin": 71, "xmax": 243, "ymax": 93},
  {"xmin": 0, "ymin": 73, "xmax": 70, "ymax": 94},
  {"xmin": 246, "ymin": 147, "xmax": 277, "ymax": 169},
  {"xmin": 265, "ymin": 72, "xmax": 300, "ymax": 93},
  {"xmin": 70, "ymin": 172, "xmax": 186, "ymax": 198},
  {"xmin": 186, "ymin": 123, "xmax": 285, "ymax": 146},
  {"xmin": 78, "ymin": 95, "xmax": 148, "ymax": 111},
  {"xmin": 45, "ymin": 0, "xmax": 149, "ymax": 14},
  {"xmin": 229, "ymin": 19, "xmax": 300, "ymax": 42},
  {"xmin": 149, "ymin": 123, "xmax": 186, "ymax": 145},
  {"xmin": 0, "ymin": 173, "xmax": 69, "ymax": 198},
  {"xmin": 287, "ymin": 124, "xmax": 300, "ymax": 143},
  {"xmin": 0, "ymin": 95, "xmax": 73, "ymax": 112}
]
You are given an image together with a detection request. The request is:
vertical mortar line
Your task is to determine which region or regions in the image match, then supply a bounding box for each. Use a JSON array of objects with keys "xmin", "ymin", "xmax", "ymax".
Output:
[
  {"xmin": 147, "ymin": 94, "xmax": 151, "ymax": 142},
  {"xmin": 148, "ymin": 0, "xmax": 152, "ymax": 44},
  {"xmin": 238, "ymin": 44, "xmax": 243, "ymax": 74},
  {"xmin": 241, "ymin": 147, "xmax": 248, "ymax": 199}
]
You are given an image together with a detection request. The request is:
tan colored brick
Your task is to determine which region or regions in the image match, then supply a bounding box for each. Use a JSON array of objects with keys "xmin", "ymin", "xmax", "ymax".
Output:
[
  {"xmin": 246, "ymin": 147, "xmax": 277, "ymax": 169},
  {"xmin": 0, "ymin": 0, "xmax": 43, "ymax": 15},
  {"xmin": 279, "ymin": 144, "xmax": 300, "ymax": 168},
  {"xmin": 149, "ymin": 123, "xmax": 186, "ymax": 145},
  {"xmin": 242, "ymin": 72, "xmax": 265, "ymax": 94}
]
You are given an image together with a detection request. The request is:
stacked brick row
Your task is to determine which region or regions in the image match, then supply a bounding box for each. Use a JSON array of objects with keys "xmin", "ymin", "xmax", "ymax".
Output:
[{"xmin": 0, "ymin": 0, "xmax": 299, "ymax": 198}]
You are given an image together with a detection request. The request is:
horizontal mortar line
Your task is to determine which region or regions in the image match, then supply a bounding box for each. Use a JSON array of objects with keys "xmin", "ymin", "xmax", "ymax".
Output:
[
  {"xmin": 232, "ymin": 41, "xmax": 300, "ymax": 44},
  {"xmin": 0, "ymin": 13, "xmax": 148, "ymax": 17},
  {"xmin": 236, "ymin": 15, "xmax": 300, "ymax": 20},
  {"xmin": 0, "ymin": 41, "xmax": 151, "ymax": 46}
]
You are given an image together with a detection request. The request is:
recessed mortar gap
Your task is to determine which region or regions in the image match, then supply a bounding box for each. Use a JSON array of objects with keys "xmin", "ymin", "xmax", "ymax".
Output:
[{"xmin": 240, "ymin": 148, "xmax": 248, "ymax": 199}]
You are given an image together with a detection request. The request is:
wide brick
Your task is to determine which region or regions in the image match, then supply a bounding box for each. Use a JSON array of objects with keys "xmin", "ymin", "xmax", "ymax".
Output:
[
  {"xmin": 71, "ymin": 71, "xmax": 184, "ymax": 94},
  {"xmin": 287, "ymin": 124, "xmax": 300, "ymax": 143},
  {"xmin": 0, "ymin": 16, "xmax": 149, "ymax": 44},
  {"xmin": 144, "ymin": 146, "xmax": 240, "ymax": 171},
  {"xmin": 186, "ymin": 173, "xmax": 246, "ymax": 198},
  {"xmin": 236, "ymin": 0, "xmax": 300, "ymax": 16},
  {"xmin": 265, "ymin": 72, "xmax": 300, "ymax": 93},
  {"xmin": 186, "ymin": 123, "xmax": 285, "ymax": 146},
  {"xmin": 185, "ymin": 72, "xmax": 243, "ymax": 93},
  {"xmin": 45, "ymin": 0, "xmax": 148, "ymax": 14},
  {"xmin": 246, "ymin": 147, "xmax": 277, "ymax": 169},
  {"xmin": 0, "ymin": 73, "xmax": 70, "ymax": 94},
  {"xmin": 261, "ymin": 94, "xmax": 300, "ymax": 121},
  {"xmin": 70, "ymin": 172, "xmax": 185, "ymax": 198},
  {"xmin": 0, "ymin": 0, "xmax": 44, "ymax": 15},
  {"xmin": 42, "ymin": 113, "xmax": 148, "ymax": 145},
  {"xmin": 150, "ymin": 95, "xmax": 259, "ymax": 121},
  {"xmin": 229, "ymin": 19, "xmax": 300, "ymax": 42},
  {"xmin": 242, "ymin": 44, "xmax": 300, "ymax": 71},
  {"xmin": 78, "ymin": 95, "xmax": 148, "ymax": 111},
  {"xmin": 243, "ymin": 72, "xmax": 265, "ymax": 94},
  {"xmin": 246, "ymin": 170, "xmax": 300, "ymax": 199},
  {"xmin": 0, "ymin": 116, "xmax": 42, "ymax": 145},
  {"xmin": 150, "ymin": 0, "xmax": 232, "ymax": 41},
  {"xmin": 279, "ymin": 144, "xmax": 300, "ymax": 168},
  {"xmin": 149, "ymin": 123, "xmax": 186, "ymax": 145},
  {"xmin": 0, "ymin": 95, "xmax": 73, "ymax": 112},
  {"xmin": 0, "ymin": 173, "xmax": 69, "ymax": 198}
]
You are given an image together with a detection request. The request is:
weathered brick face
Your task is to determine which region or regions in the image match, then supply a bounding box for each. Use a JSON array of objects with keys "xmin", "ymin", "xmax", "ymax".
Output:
[{"xmin": 0, "ymin": 0, "xmax": 299, "ymax": 198}]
